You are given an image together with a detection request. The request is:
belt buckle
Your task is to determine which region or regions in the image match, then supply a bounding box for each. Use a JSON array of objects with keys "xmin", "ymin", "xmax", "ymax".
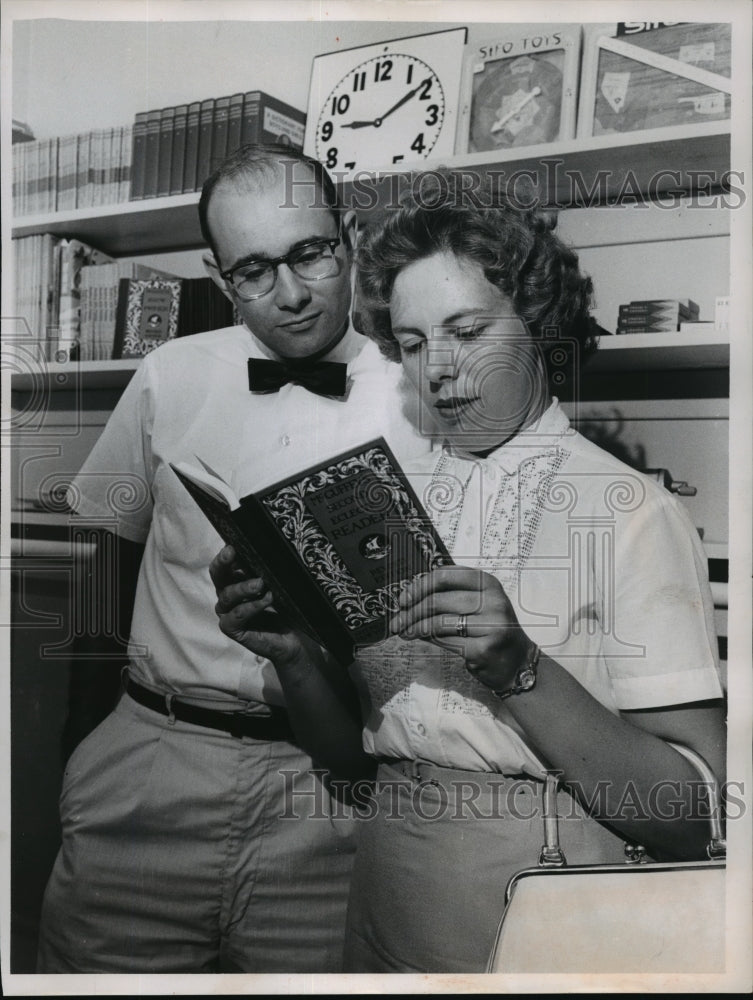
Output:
[
  {"xmin": 226, "ymin": 712, "xmax": 251, "ymax": 740},
  {"xmin": 410, "ymin": 758, "xmax": 440, "ymax": 788}
]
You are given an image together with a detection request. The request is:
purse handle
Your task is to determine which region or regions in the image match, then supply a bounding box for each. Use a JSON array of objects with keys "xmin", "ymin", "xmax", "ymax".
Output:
[{"xmin": 539, "ymin": 740, "xmax": 727, "ymax": 868}]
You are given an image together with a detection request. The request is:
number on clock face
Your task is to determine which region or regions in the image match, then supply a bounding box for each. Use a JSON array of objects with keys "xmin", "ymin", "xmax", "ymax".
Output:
[{"xmin": 315, "ymin": 53, "xmax": 445, "ymax": 171}]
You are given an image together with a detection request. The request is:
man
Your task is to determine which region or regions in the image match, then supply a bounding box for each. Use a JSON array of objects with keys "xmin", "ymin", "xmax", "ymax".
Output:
[{"xmin": 37, "ymin": 143, "xmax": 428, "ymax": 973}]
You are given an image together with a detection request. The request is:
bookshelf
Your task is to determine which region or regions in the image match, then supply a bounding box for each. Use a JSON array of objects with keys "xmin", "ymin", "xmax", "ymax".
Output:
[
  {"xmin": 10, "ymin": 119, "xmax": 732, "ymax": 382},
  {"xmin": 588, "ymin": 329, "xmax": 730, "ymax": 373},
  {"xmin": 12, "ymin": 122, "xmax": 731, "ymax": 254}
]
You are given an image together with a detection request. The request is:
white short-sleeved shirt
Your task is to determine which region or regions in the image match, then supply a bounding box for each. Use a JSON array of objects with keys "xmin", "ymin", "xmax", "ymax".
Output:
[
  {"xmin": 68, "ymin": 323, "xmax": 430, "ymax": 709},
  {"xmin": 351, "ymin": 399, "xmax": 724, "ymax": 776}
]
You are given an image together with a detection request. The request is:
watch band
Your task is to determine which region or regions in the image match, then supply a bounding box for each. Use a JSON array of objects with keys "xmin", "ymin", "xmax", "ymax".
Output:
[{"xmin": 493, "ymin": 642, "xmax": 541, "ymax": 700}]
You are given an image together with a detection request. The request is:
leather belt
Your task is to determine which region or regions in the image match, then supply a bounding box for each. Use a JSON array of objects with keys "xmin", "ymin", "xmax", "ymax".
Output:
[{"xmin": 126, "ymin": 676, "xmax": 296, "ymax": 742}]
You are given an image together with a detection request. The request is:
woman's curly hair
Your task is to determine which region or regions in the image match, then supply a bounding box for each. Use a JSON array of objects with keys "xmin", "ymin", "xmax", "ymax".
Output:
[{"xmin": 356, "ymin": 170, "xmax": 598, "ymax": 384}]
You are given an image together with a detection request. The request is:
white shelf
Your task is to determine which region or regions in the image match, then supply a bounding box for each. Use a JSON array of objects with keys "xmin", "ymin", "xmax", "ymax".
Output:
[
  {"xmin": 11, "ymin": 122, "xmax": 731, "ymax": 256},
  {"xmin": 588, "ymin": 329, "xmax": 729, "ymax": 372},
  {"xmin": 10, "ymin": 359, "xmax": 139, "ymax": 392}
]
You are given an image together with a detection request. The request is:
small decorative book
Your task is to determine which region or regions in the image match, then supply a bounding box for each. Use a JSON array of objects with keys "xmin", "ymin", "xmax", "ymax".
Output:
[{"xmin": 112, "ymin": 277, "xmax": 182, "ymax": 358}]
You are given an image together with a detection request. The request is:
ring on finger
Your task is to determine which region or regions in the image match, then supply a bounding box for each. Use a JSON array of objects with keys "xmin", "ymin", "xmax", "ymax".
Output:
[{"xmin": 455, "ymin": 613, "xmax": 468, "ymax": 638}]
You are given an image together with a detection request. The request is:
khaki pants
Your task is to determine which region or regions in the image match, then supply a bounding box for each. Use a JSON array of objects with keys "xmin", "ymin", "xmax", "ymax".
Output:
[
  {"xmin": 344, "ymin": 760, "xmax": 627, "ymax": 973},
  {"xmin": 37, "ymin": 693, "xmax": 359, "ymax": 973}
]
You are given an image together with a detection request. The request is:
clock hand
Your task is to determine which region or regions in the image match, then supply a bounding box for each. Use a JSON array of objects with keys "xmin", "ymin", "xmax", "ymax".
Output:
[
  {"xmin": 340, "ymin": 120, "xmax": 378, "ymax": 128},
  {"xmin": 490, "ymin": 86, "xmax": 542, "ymax": 133},
  {"xmin": 373, "ymin": 80, "xmax": 426, "ymax": 126}
]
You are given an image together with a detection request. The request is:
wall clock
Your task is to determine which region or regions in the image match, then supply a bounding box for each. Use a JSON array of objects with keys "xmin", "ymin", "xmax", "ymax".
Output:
[
  {"xmin": 457, "ymin": 25, "xmax": 581, "ymax": 154},
  {"xmin": 304, "ymin": 28, "xmax": 467, "ymax": 173}
]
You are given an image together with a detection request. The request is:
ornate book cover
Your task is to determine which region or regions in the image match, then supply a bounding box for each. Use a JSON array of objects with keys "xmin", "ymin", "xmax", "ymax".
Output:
[
  {"xmin": 170, "ymin": 438, "xmax": 452, "ymax": 666},
  {"xmin": 112, "ymin": 277, "xmax": 182, "ymax": 358}
]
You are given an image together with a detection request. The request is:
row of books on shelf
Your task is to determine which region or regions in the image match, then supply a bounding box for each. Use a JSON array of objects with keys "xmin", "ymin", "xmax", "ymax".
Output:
[
  {"xmin": 615, "ymin": 298, "xmax": 700, "ymax": 334},
  {"xmin": 12, "ymin": 126, "xmax": 133, "ymax": 217},
  {"xmin": 130, "ymin": 89, "xmax": 305, "ymax": 201},
  {"xmin": 12, "ymin": 89, "xmax": 305, "ymax": 217},
  {"xmin": 14, "ymin": 234, "xmax": 234, "ymax": 362}
]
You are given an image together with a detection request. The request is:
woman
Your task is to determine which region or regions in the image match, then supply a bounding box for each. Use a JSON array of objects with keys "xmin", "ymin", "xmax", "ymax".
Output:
[{"xmin": 210, "ymin": 171, "xmax": 726, "ymax": 973}]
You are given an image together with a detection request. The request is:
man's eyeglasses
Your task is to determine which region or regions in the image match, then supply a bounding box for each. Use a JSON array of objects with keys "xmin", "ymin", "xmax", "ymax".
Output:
[{"xmin": 220, "ymin": 237, "xmax": 342, "ymax": 301}]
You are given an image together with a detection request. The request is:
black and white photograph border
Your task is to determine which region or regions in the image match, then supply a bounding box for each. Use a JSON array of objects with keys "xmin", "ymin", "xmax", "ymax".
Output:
[{"xmin": 1, "ymin": 0, "xmax": 751, "ymax": 995}]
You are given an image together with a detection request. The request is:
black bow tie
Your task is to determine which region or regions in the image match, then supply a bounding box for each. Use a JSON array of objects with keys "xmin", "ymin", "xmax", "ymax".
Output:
[{"xmin": 247, "ymin": 358, "xmax": 348, "ymax": 398}]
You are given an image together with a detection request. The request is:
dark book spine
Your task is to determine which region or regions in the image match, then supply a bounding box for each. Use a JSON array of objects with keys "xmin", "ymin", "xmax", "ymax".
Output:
[
  {"xmin": 156, "ymin": 106, "xmax": 175, "ymax": 197},
  {"xmin": 195, "ymin": 98, "xmax": 215, "ymax": 190},
  {"xmin": 226, "ymin": 92, "xmax": 244, "ymax": 155},
  {"xmin": 211, "ymin": 95, "xmax": 230, "ymax": 173},
  {"xmin": 176, "ymin": 278, "xmax": 234, "ymax": 337},
  {"xmin": 169, "ymin": 104, "xmax": 188, "ymax": 195},
  {"xmin": 142, "ymin": 109, "xmax": 162, "ymax": 199},
  {"xmin": 618, "ymin": 304, "xmax": 693, "ymax": 317},
  {"xmin": 111, "ymin": 278, "xmax": 131, "ymax": 359},
  {"xmin": 616, "ymin": 323, "xmax": 679, "ymax": 334},
  {"xmin": 258, "ymin": 93, "xmax": 307, "ymax": 149},
  {"xmin": 240, "ymin": 91, "xmax": 261, "ymax": 145},
  {"xmin": 182, "ymin": 101, "xmax": 201, "ymax": 193}
]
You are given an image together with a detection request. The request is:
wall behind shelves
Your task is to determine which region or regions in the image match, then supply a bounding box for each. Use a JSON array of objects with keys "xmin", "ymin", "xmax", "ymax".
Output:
[{"xmin": 13, "ymin": 17, "xmax": 474, "ymax": 140}]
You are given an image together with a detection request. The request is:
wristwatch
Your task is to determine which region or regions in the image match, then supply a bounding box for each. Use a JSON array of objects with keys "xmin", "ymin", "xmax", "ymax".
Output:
[{"xmin": 493, "ymin": 643, "xmax": 541, "ymax": 700}]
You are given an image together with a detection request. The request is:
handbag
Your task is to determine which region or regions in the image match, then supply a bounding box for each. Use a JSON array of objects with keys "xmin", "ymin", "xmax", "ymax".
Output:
[{"xmin": 487, "ymin": 741, "xmax": 726, "ymax": 974}]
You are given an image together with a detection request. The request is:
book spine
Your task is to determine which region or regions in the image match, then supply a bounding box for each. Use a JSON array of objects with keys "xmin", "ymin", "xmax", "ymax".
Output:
[
  {"xmin": 119, "ymin": 124, "xmax": 133, "ymax": 202},
  {"xmin": 107, "ymin": 126, "xmax": 118, "ymax": 204},
  {"xmin": 91, "ymin": 129, "xmax": 103, "ymax": 208},
  {"xmin": 142, "ymin": 109, "xmax": 162, "ymax": 200},
  {"xmin": 226, "ymin": 92, "xmax": 244, "ymax": 155},
  {"xmin": 169, "ymin": 104, "xmax": 188, "ymax": 195},
  {"xmin": 621, "ymin": 299, "xmax": 700, "ymax": 313},
  {"xmin": 99, "ymin": 128, "xmax": 110, "ymax": 205},
  {"xmin": 31, "ymin": 140, "xmax": 41, "ymax": 215},
  {"xmin": 34, "ymin": 139, "xmax": 45, "ymax": 214},
  {"xmin": 211, "ymin": 95, "xmax": 230, "ymax": 173},
  {"xmin": 617, "ymin": 312, "xmax": 682, "ymax": 323},
  {"xmin": 79, "ymin": 265, "xmax": 92, "ymax": 361},
  {"xmin": 45, "ymin": 138, "xmax": 56, "ymax": 213},
  {"xmin": 240, "ymin": 91, "xmax": 262, "ymax": 145},
  {"xmin": 130, "ymin": 111, "xmax": 148, "ymax": 200},
  {"xmin": 55, "ymin": 136, "xmax": 71, "ymax": 210},
  {"xmin": 195, "ymin": 98, "xmax": 215, "ymax": 190},
  {"xmin": 50, "ymin": 239, "xmax": 62, "ymax": 332},
  {"xmin": 28, "ymin": 139, "xmax": 39, "ymax": 215},
  {"xmin": 616, "ymin": 323, "xmax": 680, "ymax": 334},
  {"xmin": 111, "ymin": 277, "xmax": 130, "ymax": 360},
  {"xmin": 620, "ymin": 302, "xmax": 698, "ymax": 316},
  {"xmin": 258, "ymin": 93, "xmax": 306, "ymax": 149},
  {"xmin": 51, "ymin": 138, "xmax": 60, "ymax": 212},
  {"xmin": 157, "ymin": 106, "xmax": 175, "ymax": 197},
  {"xmin": 40, "ymin": 233, "xmax": 53, "ymax": 344},
  {"xmin": 75, "ymin": 131, "xmax": 91, "ymax": 209},
  {"xmin": 182, "ymin": 101, "xmax": 201, "ymax": 193},
  {"xmin": 23, "ymin": 142, "xmax": 32, "ymax": 215},
  {"xmin": 618, "ymin": 305, "xmax": 692, "ymax": 316},
  {"xmin": 40, "ymin": 139, "xmax": 49, "ymax": 213},
  {"xmin": 12, "ymin": 143, "xmax": 21, "ymax": 215}
]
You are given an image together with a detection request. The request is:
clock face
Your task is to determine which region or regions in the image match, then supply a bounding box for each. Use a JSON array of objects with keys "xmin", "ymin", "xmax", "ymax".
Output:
[
  {"xmin": 314, "ymin": 54, "xmax": 446, "ymax": 172},
  {"xmin": 470, "ymin": 52, "xmax": 564, "ymax": 152}
]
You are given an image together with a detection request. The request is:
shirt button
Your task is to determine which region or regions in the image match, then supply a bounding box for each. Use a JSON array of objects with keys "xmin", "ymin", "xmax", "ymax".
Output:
[
  {"xmin": 280, "ymin": 434, "xmax": 291, "ymax": 447},
  {"xmin": 416, "ymin": 723, "xmax": 426, "ymax": 736}
]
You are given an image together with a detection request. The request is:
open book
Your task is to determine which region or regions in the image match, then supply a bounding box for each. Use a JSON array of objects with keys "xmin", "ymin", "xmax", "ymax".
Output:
[{"xmin": 170, "ymin": 438, "xmax": 452, "ymax": 666}]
